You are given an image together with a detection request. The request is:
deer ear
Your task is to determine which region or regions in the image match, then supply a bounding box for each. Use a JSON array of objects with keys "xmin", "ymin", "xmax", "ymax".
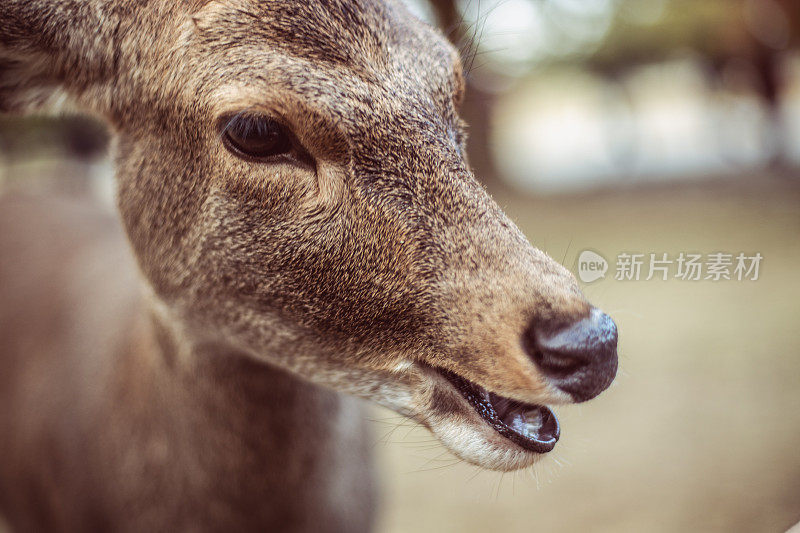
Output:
[{"xmin": 0, "ymin": 2, "xmax": 118, "ymax": 114}]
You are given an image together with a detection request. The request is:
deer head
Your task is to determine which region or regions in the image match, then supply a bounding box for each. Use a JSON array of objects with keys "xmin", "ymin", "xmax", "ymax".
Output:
[{"xmin": 0, "ymin": 0, "xmax": 617, "ymax": 471}]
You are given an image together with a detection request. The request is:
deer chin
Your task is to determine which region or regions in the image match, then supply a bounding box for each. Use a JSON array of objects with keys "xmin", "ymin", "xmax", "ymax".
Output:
[{"xmin": 408, "ymin": 364, "xmax": 560, "ymax": 471}]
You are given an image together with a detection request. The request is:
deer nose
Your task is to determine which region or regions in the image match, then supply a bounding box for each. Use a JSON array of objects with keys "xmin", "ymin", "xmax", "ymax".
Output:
[{"xmin": 527, "ymin": 308, "xmax": 618, "ymax": 402}]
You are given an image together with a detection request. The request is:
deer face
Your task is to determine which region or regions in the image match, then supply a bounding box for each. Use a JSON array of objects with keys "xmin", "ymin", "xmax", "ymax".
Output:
[{"xmin": 2, "ymin": 0, "xmax": 617, "ymax": 471}]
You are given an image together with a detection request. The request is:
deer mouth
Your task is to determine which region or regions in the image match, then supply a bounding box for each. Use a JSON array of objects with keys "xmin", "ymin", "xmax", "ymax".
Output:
[{"xmin": 438, "ymin": 368, "xmax": 560, "ymax": 454}]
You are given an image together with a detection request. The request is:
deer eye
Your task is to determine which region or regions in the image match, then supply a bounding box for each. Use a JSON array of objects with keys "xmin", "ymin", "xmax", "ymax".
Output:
[{"xmin": 221, "ymin": 114, "xmax": 293, "ymax": 161}]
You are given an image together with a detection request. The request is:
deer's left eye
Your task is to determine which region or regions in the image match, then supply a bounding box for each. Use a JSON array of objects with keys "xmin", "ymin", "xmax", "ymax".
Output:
[{"xmin": 221, "ymin": 114, "xmax": 293, "ymax": 161}]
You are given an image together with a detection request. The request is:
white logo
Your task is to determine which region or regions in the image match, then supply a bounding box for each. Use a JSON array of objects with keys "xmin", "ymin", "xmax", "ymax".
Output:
[{"xmin": 577, "ymin": 250, "xmax": 608, "ymax": 283}]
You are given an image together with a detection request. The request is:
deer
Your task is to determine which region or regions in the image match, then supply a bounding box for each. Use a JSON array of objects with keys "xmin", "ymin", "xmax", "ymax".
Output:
[{"xmin": 0, "ymin": 0, "xmax": 619, "ymax": 531}]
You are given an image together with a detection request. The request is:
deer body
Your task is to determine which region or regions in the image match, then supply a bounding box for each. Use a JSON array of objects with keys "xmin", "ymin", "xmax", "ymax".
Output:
[
  {"xmin": 0, "ymin": 0, "xmax": 618, "ymax": 531},
  {"xmin": 0, "ymin": 195, "xmax": 375, "ymax": 531}
]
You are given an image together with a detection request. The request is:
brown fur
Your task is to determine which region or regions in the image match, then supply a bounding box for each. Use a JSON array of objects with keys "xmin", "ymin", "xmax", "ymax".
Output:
[{"xmin": 0, "ymin": 0, "xmax": 602, "ymax": 531}]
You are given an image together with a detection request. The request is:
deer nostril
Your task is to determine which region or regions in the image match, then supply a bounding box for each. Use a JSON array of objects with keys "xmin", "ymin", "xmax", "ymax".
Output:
[
  {"xmin": 532, "ymin": 349, "xmax": 587, "ymax": 378},
  {"xmin": 526, "ymin": 308, "xmax": 618, "ymax": 402}
]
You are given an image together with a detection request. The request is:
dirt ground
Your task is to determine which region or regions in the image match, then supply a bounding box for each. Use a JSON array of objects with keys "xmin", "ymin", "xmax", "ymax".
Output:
[{"xmin": 371, "ymin": 176, "xmax": 800, "ymax": 533}]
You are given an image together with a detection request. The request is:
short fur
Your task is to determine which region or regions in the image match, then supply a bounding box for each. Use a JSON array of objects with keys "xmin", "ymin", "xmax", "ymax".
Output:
[{"xmin": 0, "ymin": 1, "xmax": 598, "ymax": 531}]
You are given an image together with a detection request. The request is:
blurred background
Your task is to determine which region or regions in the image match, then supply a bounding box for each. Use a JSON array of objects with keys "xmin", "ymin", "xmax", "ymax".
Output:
[{"xmin": 1, "ymin": 0, "xmax": 799, "ymax": 531}]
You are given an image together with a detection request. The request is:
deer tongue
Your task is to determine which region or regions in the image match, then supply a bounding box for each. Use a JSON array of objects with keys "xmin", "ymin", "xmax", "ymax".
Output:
[{"xmin": 487, "ymin": 391, "xmax": 559, "ymax": 446}]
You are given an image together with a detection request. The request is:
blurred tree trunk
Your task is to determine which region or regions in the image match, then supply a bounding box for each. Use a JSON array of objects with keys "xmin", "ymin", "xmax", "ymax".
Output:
[
  {"xmin": 428, "ymin": 0, "xmax": 463, "ymax": 43},
  {"xmin": 757, "ymin": 0, "xmax": 798, "ymax": 173},
  {"xmin": 428, "ymin": 0, "xmax": 506, "ymax": 193}
]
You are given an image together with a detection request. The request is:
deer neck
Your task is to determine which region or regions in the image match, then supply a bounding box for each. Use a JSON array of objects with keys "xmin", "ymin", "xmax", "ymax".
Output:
[
  {"xmin": 137, "ymin": 303, "xmax": 360, "ymax": 459},
  {"xmin": 108, "ymin": 301, "xmax": 376, "ymax": 527}
]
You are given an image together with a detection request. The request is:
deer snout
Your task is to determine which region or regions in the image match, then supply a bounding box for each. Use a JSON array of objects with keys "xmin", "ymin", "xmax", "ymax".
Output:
[{"xmin": 526, "ymin": 308, "xmax": 618, "ymax": 402}]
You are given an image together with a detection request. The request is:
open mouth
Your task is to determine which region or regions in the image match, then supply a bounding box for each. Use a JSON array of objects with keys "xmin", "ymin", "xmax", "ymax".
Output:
[{"xmin": 438, "ymin": 368, "xmax": 560, "ymax": 453}]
